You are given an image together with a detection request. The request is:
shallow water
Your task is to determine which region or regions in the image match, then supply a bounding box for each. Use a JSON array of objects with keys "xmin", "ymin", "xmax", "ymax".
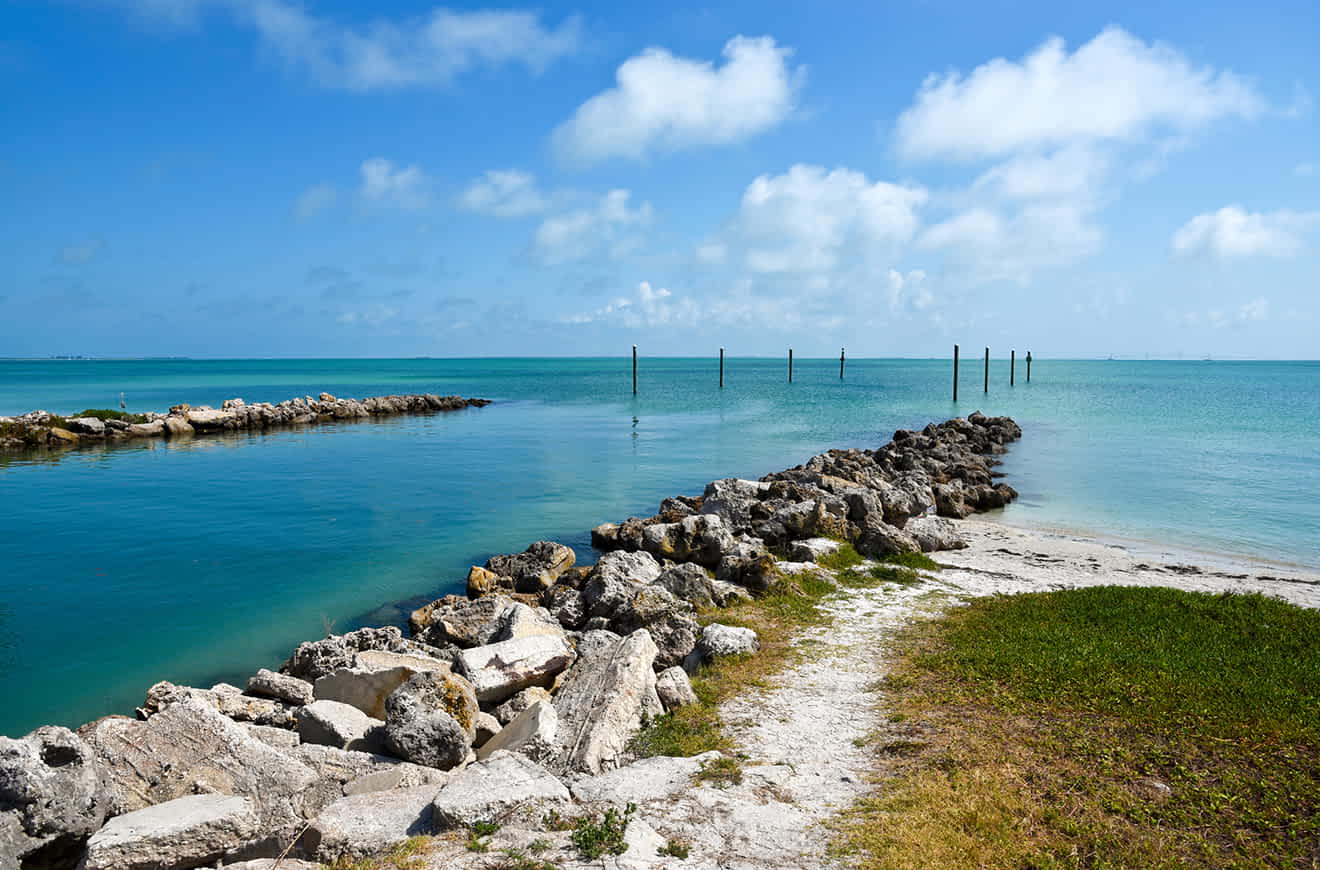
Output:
[{"xmin": 1, "ymin": 357, "xmax": 1317, "ymax": 736}]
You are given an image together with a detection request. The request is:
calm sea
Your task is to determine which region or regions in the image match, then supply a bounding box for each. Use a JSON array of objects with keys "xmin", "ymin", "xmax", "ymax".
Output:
[{"xmin": 1, "ymin": 357, "xmax": 1317, "ymax": 736}]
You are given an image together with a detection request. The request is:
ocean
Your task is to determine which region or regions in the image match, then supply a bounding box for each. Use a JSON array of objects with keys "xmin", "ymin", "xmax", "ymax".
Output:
[{"xmin": 1, "ymin": 357, "xmax": 1317, "ymax": 736}]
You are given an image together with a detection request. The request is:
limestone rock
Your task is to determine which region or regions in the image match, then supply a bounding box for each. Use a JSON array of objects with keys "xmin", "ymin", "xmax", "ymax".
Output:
[
  {"xmin": 429, "ymin": 751, "xmax": 569, "ymax": 830},
  {"xmin": 0, "ymin": 726, "xmax": 107, "ymax": 868},
  {"xmin": 282, "ymin": 627, "xmax": 439, "ymax": 683},
  {"xmin": 788, "ymin": 537, "xmax": 841, "ymax": 562},
  {"xmin": 408, "ymin": 594, "xmax": 512, "ymax": 649},
  {"xmin": 483, "ymin": 541, "xmax": 576, "ymax": 594},
  {"xmin": 304, "ymin": 785, "xmax": 440, "ymax": 862},
  {"xmin": 291, "ymin": 744, "xmax": 446, "ymax": 810},
  {"xmin": 552, "ymin": 629, "xmax": 659, "ymax": 774},
  {"xmin": 455, "ymin": 635, "xmax": 575, "ymax": 704},
  {"xmin": 83, "ymin": 794, "xmax": 258, "ymax": 870},
  {"xmin": 245, "ymin": 669, "xmax": 314, "ymax": 706},
  {"xmin": 903, "ymin": 515, "xmax": 967, "ymax": 552},
  {"xmin": 161, "ymin": 417, "xmax": 193, "ymax": 438},
  {"xmin": 296, "ymin": 701, "xmax": 386, "ymax": 754},
  {"xmin": 608, "ymin": 584, "xmax": 699, "ymax": 670},
  {"xmin": 473, "ymin": 712, "xmax": 501, "ymax": 748},
  {"xmin": 697, "ymin": 624, "xmax": 759, "ymax": 660},
  {"xmin": 65, "ymin": 416, "xmax": 105, "ymax": 435},
  {"xmin": 141, "ymin": 681, "xmax": 297, "ymax": 729},
  {"xmin": 652, "ymin": 562, "xmax": 716, "ymax": 609},
  {"xmin": 641, "ymin": 514, "xmax": 735, "ymax": 568},
  {"xmin": 707, "ymin": 577, "xmax": 753, "ymax": 606},
  {"xmin": 654, "ymin": 666, "xmax": 698, "ymax": 711},
  {"xmin": 382, "ymin": 674, "xmax": 475, "ymax": 771},
  {"xmin": 313, "ymin": 650, "xmax": 456, "ymax": 719},
  {"xmin": 854, "ymin": 517, "xmax": 920, "ymax": 558},
  {"xmin": 570, "ymin": 751, "xmax": 723, "ymax": 804},
  {"xmin": 493, "ymin": 687, "xmax": 553, "ymax": 725},
  {"xmin": 492, "ymin": 603, "xmax": 566, "ymax": 643},
  {"xmin": 699, "ymin": 478, "xmax": 771, "ymax": 533},
  {"xmin": 476, "ymin": 700, "xmax": 557, "ymax": 763}
]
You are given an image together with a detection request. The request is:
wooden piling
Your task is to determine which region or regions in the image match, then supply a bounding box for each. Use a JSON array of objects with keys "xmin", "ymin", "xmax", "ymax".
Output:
[
  {"xmin": 719, "ymin": 347, "xmax": 725, "ymax": 389},
  {"xmin": 1011, "ymin": 349, "xmax": 1016, "ymax": 386},
  {"xmin": 788, "ymin": 348, "xmax": 794, "ymax": 383},
  {"xmin": 1026, "ymin": 351, "xmax": 1032, "ymax": 383},
  {"xmin": 839, "ymin": 347, "xmax": 846, "ymax": 380},
  {"xmin": 984, "ymin": 347, "xmax": 989, "ymax": 394},
  {"xmin": 632, "ymin": 344, "xmax": 637, "ymax": 395},
  {"xmin": 953, "ymin": 344, "xmax": 959, "ymax": 401}
]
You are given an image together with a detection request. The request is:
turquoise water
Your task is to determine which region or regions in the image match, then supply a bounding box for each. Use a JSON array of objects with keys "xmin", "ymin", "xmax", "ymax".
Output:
[{"xmin": 1, "ymin": 357, "xmax": 1317, "ymax": 736}]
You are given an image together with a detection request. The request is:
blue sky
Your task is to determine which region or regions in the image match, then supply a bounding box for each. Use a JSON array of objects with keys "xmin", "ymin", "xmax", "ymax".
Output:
[{"xmin": 2, "ymin": 0, "xmax": 1317, "ymax": 358}]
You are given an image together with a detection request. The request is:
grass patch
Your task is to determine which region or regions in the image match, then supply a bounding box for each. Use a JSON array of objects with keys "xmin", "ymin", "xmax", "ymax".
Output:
[
  {"xmin": 72, "ymin": 408, "xmax": 148, "ymax": 423},
  {"xmin": 696, "ymin": 755, "xmax": 744, "ymax": 788},
  {"xmin": 323, "ymin": 836, "xmax": 435, "ymax": 870},
  {"xmin": 837, "ymin": 586, "xmax": 1320, "ymax": 869},
  {"xmin": 631, "ymin": 569, "xmax": 839, "ymax": 757},
  {"xmin": 879, "ymin": 551, "xmax": 941, "ymax": 572},
  {"xmin": 658, "ymin": 838, "xmax": 691, "ymax": 858},
  {"xmin": 570, "ymin": 803, "xmax": 636, "ymax": 860},
  {"xmin": 818, "ymin": 542, "xmax": 864, "ymax": 572}
]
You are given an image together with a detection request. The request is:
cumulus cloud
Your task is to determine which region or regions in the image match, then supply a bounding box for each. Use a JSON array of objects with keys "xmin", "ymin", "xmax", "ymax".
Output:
[
  {"xmin": 58, "ymin": 239, "xmax": 104, "ymax": 264},
  {"xmin": 553, "ymin": 35, "xmax": 801, "ymax": 164},
  {"xmin": 457, "ymin": 169, "xmax": 548, "ymax": 217},
  {"xmin": 725, "ymin": 164, "xmax": 926, "ymax": 276},
  {"xmin": 1172, "ymin": 205, "xmax": 1320, "ymax": 259},
  {"xmin": 360, "ymin": 158, "xmax": 429, "ymax": 209},
  {"xmin": 895, "ymin": 26, "xmax": 1263, "ymax": 162},
  {"xmin": 294, "ymin": 182, "xmax": 337, "ymax": 219},
  {"xmin": 533, "ymin": 189, "xmax": 652, "ymax": 264},
  {"xmin": 918, "ymin": 202, "xmax": 1103, "ymax": 284},
  {"xmin": 562, "ymin": 280, "xmax": 829, "ymax": 333},
  {"xmin": 112, "ymin": 1, "xmax": 580, "ymax": 90}
]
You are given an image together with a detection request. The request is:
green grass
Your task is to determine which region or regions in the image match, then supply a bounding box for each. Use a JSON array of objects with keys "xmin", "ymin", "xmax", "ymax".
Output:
[
  {"xmin": 323, "ymin": 836, "xmax": 435, "ymax": 870},
  {"xmin": 72, "ymin": 408, "xmax": 148, "ymax": 423},
  {"xmin": 837, "ymin": 586, "xmax": 1320, "ymax": 869},
  {"xmin": 835, "ymin": 553, "xmax": 940, "ymax": 589},
  {"xmin": 696, "ymin": 755, "xmax": 744, "ymax": 788},
  {"xmin": 817, "ymin": 542, "xmax": 864, "ymax": 572},
  {"xmin": 569, "ymin": 804, "xmax": 636, "ymax": 859}
]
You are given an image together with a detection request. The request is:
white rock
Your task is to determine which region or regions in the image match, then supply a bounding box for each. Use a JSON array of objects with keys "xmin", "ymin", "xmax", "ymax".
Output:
[
  {"xmin": 305, "ymin": 785, "xmax": 441, "ymax": 861},
  {"xmin": 493, "ymin": 686, "xmax": 553, "ymax": 725},
  {"xmin": 552, "ymin": 629, "xmax": 659, "ymax": 774},
  {"xmin": 699, "ymin": 623, "xmax": 759, "ymax": 659},
  {"xmin": 571, "ymin": 751, "xmax": 723, "ymax": 804},
  {"xmin": 83, "ymin": 794, "xmax": 258, "ymax": 870},
  {"xmin": 245, "ymin": 669, "xmax": 314, "ymax": 706},
  {"xmin": 313, "ymin": 650, "xmax": 452, "ymax": 719},
  {"xmin": 476, "ymin": 700, "xmax": 557, "ymax": 762},
  {"xmin": 788, "ymin": 537, "xmax": 841, "ymax": 562},
  {"xmin": 429, "ymin": 751, "xmax": 569, "ymax": 830},
  {"xmin": 455, "ymin": 634, "xmax": 575, "ymax": 704},
  {"xmin": 296, "ymin": 700, "xmax": 385, "ymax": 753},
  {"xmin": 492, "ymin": 603, "xmax": 566, "ymax": 642},
  {"xmin": 655, "ymin": 666, "xmax": 698, "ymax": 711},
  {"xmin": 473, "ymin": 712, "xmax": 502, "ymax": 748}
]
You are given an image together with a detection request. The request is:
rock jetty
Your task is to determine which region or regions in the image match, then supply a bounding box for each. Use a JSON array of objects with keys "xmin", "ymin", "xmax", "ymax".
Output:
[
  {"xmin": 0, "ymin": 412, "xmax": 1020, "ymax": 869},
  {"xmin": 0, "ymin": 393, "xmax": 492, "ymax": 453}
]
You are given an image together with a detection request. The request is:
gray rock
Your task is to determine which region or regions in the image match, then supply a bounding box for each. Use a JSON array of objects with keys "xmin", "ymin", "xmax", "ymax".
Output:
[
  {"xmin": 140, "ymin": 681, "xmax": 298, "ymax": 729},
  {"xmin": 492, "ymin": 603, "xmax": 566, "ymax": 643},
  {"xmin": 707, "ymin": 577, "xmax": 753, "ymax": 606},
  {"xmin": 698, "ymin": 623, "xmax": 759, "ymax": 660},
  {"xmin": 83, "ymin": 794, "xmax": 258, "ymax": 870},
  {"xmin": 382, "ymin": 674, "xmax": 475, "ymax": 771},
  {"xmin": 455, "ymin": 634, "xmax": 575, "ymax": 704},
  {"xmin": 291, "ymin": 744, "xmax": 446, "ymax": 809},
  {"xmin": 282, "ymin": 627, "xmax": 437, "ymax": 683},
  {"xmin": 641, "ymin": 514, "xmax": 736, "ymax": 567},
  {"xmin": 304, "ymin": 785, "xmax": 440, "ymax": 861},
  {"xmin": 854, "ymin": 516, "xmax": 920, "ymax": 557},
  {"xmin": 296, "ymin": 701, "xmax": 386, "ymax": 754},
  {"xmin": 699, "ymin": 478, "xmax": 771, "ymax": 533},
  {"xmin": 0, "ymin": 726, "xmax": 107, "ymax": 867},
  {"xmin": 608, "ymin": 584, "xmax": 699, "ymax": 670},
  {"xmin": 476, "ymin": 700, "xmax": 557, "ymax": 763},
  {"xmin": 654, "ymin": 666, "xmax": 698, "ymax": 711},
  {"xmin": 221, "ymin": 861, "xmax": 319, "ymax": 870},
  {"xmin": 65, "ymin": 416, "xmax": 105, "ymax": 435},
  {"xmin": 429, "ymin": 751, "xmax": 569, "ymax": 830},
  {"xmin": 493, "ymin": 687, "xmax": 553, "ymax": 726},
  {"xmin": 552, "ymin": 629, "xmax": 660, "ymax": 774},
  {"xmin": 484, "ymin": 541, "xmax": 577, "ymax": 593},
  {"xmin": 788, "ymin": 537, "xmax": 842, "ymax": 562},
  {"xmin": 570, "ymin": 751, "xmax": 723, "ymax": 804},
  {"xmin": 240, "ymin": 724, "xmax": 300, "ymax": 751},
  {"xmin": 653, "ymin": 562, "xmax": 716, "ymax": 609},
  {"xmin": 473, "ymin": 712, "xmax": 502, "ymax": 748},
  {"xmin": 408, "ymin": 595, "xmax": 513, "ymax": 649},
  {"xmin": 245, "ymin": 669, "xmax": 314, "ymax": 706},
  {"xmin": 161, "ymin": 416, "xmax": 194, "ymax": 438},
  {"xmin": 313, "ymin": 650, "xmax": 456, "ymax": 720},
  {"xmin": 903, "ymin": 515, "xmax": 967, "ymax": 552},
  {"xmin": 590, "ymin": 550, "xmax": 663, "ymax": 586}
]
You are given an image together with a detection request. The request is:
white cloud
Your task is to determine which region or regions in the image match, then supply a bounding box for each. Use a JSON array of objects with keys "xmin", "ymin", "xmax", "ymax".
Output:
[
  {"xmin": 1172, "ymin": 205, "xmax": 1320, "ymax": 259},
  {"xmin": 337, "ymin": 305, "xmax": 399, "ymax": 326},
  {"xmin": 552, "ymin": 35, "xmax": 801, "ymax": 164},
  {"xmin": 533, "ymin": 189, "xmax": 652, "ymax": 264},
  {"xmin": 563, "ymin": 281, "xmax": 701, "ymax": 328},
  {"xmin": 294, "ymin": 182, "xmax": 337, "ymax": 219},
  {"xmin": 971, "ymin": 145, "xmax": 1110, "ymax": 201},
  {"xmin": 360, "ymin": 158, "xmax": 429, "ymax": 209},
  {"xmin": 1175, "ymin": 296, "xmax": 1271, "ymax": 328},
  {"xmin": 116, "ymin": 1, "xmax": 580, "ymax": 90},
  {"xmin": 886, "ymin": 269, "xmax": 933, "ymax": 312},
  {"xmin": 918, "ymin": 202, "xmax": 1103, "ymax": 283},
  {"xmin": 59, "ymin": 239, "xmax": 104, "ymax": 264},
  {"xmin": 456, "ymin": 169, "xmax": 548, "ymax": 217},
  {"xmin": 562, "ymin": 280, "xmax": 829, "ymax": 333},
  {"xmin": 895, "ymin": 26, "xmax": 1262, "ymax": 162},
  {"xmin": 727, "ymin": 164, "xmax": 926, "ymax": 276},
  {"xmin": 1296, "ymin": 162, "xmax": 1316, "ymax": 177}
]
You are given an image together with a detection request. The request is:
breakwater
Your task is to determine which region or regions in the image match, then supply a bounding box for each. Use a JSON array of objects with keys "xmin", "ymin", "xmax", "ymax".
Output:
[
  {"xmin": 0, "ymin": 412, "xmax": 1019, "ymax": 869},
  {"xmin": 0, "ymin": 392, "xmax": 492, "ymax": 452}
]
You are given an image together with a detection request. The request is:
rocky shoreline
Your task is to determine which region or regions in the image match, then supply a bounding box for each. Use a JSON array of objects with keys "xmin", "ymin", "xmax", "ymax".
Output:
[
  {"xmin": 0, "ymin": 392, "xmax": 492, "ymax": 453},
  {"xmin": 0, "ymin": 412, "xmax": 1022, "ymax": 870}
]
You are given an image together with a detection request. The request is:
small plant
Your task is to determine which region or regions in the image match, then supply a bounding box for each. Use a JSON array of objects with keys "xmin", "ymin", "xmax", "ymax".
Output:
[
  {"xmin": 818, "ymin": 542, "xmax": 864, "ymax": 572},
  {"xmin": 696, "ymin": 755, "xmax": 744, "ymax": 788},
  {"xmin": 466, "ymin": 820, "xmax": 500, "ymax": 852},
  {"xmin": 72, "ymin": 408, "xmax": 148, "ymax": 424},
  {"xmin": 493, "ymin": 849, "xmax": 561, "ymax": 870},
  {"xmin": 879, "ymin": 551, "xmax": 942, "ymax": 571},
  {"xmin": 323, "ymin": 836, "xmax": 434, "ymax": 870},
  {"xmin": 542, "ymin": 809, "xmax": 573, "ymax": 831},
  {"xmin": 570, "ymin": 803, "xmax": 636, "ymax": 859},
  {"xmin": 470, "ymin": 821, "xmax": 501, "ymax": 836},
  {"xmin": 658, "ymin": 838, "xmax": 691, "ymax": 858},
  {"xmin": 527, "ymin": 837, "xmax": 552, "ymax": 854}
]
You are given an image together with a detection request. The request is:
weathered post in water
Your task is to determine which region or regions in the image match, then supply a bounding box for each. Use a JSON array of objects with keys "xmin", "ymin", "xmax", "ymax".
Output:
[
  {"xmin": 953, "ymin": 344, "xmax": 960, "ymax": 401},
  {"xmin": 984, "ymin": 347, "xmax": 989, "ymax": 394},
  {"xmin": 839, "ymin": 348, "xmax": 846, "ymax": 379},
  {"xmin": 1011, "ymin": 349, "xmax": 1016, "ymax": 386},
  {"xmin": 719, "ymin": 347, "xmax": 725, "ymax": 389},
  {"xmin": 632, "ymin": 345, "xmax": 637, "ymax": 395},
  {"xmin": 1026, "ymin": 351, "xmax": 1033, "ymax": 383},
  {"xmin": 788, "ymin": 348, "xmax": 794, "ymax": 383}
]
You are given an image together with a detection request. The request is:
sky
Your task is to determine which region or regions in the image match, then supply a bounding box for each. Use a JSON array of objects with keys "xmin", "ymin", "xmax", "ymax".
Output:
[{"xmin": 1, "ymin": 0, "xmax": 1317, "ymax": 359}]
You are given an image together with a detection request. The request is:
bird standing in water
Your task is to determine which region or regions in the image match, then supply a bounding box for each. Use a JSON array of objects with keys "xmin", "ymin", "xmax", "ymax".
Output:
[{"xmin": 119, "ymin": 392, "xmax": 126, "ymax": 410}]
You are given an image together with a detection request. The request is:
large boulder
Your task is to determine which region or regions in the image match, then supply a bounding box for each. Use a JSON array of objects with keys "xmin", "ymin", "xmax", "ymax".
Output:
[
  {"xmin": 290, "ymin": 744, "xmax": 446, "ymax": 812},
  {"xmin": 454, "ymin": 635, "xmax": 575, "ymax": 704},
  {"xmin": 282, "ymin": 627, "xmax": 439, "ymax": 683},
  {"xmin": 245, "ymin": 670, "xmax": 314, "ymax": 707},
  {"xmin": 492, "ymin": 687, "xmax": 553, "ymax": 726},
  {"xmin": 296, "ymin": 701, "xmax": 386, "ymax": 754},
  {"xmin": 640, "ymin": 515, "xmax": 735, "ymax": 568},
  {"xmin": 652, "ymin": 562, "xmax": 716, "ymax": 609},
  {"xmin": 303, "ymin": 785, "xmax": 440, "ymax": 862},
  {"xmin": 581, "ymin": 551, "xmax": 663, "ymax": 620},
  {"xmin": 902, "ymin": 515, "xmax": 967, "ymax": 552},
  {"xmin": 429, "ymin": 751, "xmax": 569, "ymax": 830},
  {"xmin": 475, "ymin": 700, "xmax": 557, "ymax": 763},
  {"xmin": 0, "ymin": 726, "xmax": 108, "ymax": 869},
  {"xmin": 491, "ymin": 603, "xmax": 566, "ymax": 643},
  {"xmin": 552, "ymin": 629, "xmax": 660, "ymax": 775},
  {"xmin": 139, "ymin": 682, "xmax": 297, "ymax": 729},
  {"xmin": 312, "ymin": 650, "xmax": 456, "ymax": 719},
  {"xmin": 408, "ymin": 595, "xmax": 512, "ymax": 649},
  {"xmin": 608, "ymin": 585, "xmax": 699, "ymax": 670},
  {"xmin": 694, "ymin": 624, "xmax": 759, "ymax": 664},
  {"xmin": 570, "ymin": 751, "xmax": 724, "ymax": 805},
  {"xmin": 854, "ymin": 517, "xmax": 921, "ymax": 558},
  {"xmin": 82, "ymin": 794, "xmax": 258, "ymax": 870},
  {"xmin": 699, "ymin": 478, "xmax": 771, "ymax": 533},
  {"xmin": 381, "ymin": 672, "xmax": 479, "ymax": 771},
  {"xmin": 654, "ymin": 666, "xmax": 698, "ymax": 711},
  {"xmin": 482, "ymin": 541, "xmax": 576, "ymax": 594}
]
